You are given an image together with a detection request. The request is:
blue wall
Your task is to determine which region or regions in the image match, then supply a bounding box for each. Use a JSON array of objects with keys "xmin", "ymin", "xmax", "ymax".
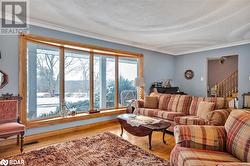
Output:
[
  {"xmin": 1, "ymin": 25, "xmax": 250, "ymax": 134},
  {"xmin": 0, "ymin": 35, "xmax": 19, "ymax": 95},
  {"xmin": 0, "ymin": 25, "xmax": 175, "ymax": 95},
  {"xmin": 174, "ymin": 44, "xmax": 250, "ymax": 107}
]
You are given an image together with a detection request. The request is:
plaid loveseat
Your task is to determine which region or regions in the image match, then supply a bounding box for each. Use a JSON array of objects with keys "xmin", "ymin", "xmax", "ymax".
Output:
[
  {"xmin": 134, "ymin": 93, "xmax": 230, "ymax": 132},
  {"xmin": 170, "ymin": 109, "xmax": 250, "ymax": 166}
]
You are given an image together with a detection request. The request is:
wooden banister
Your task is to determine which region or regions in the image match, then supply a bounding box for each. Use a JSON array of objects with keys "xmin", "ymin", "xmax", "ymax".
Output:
[{"xmin": 212, "ymin": 70, "xmax": 238, "ymax": 97}]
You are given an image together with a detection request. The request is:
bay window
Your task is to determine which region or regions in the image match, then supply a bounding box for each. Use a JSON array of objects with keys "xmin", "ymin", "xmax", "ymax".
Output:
[{"xmin": 20, "ymin": 34, "xmax": 143, "ymax": 127}]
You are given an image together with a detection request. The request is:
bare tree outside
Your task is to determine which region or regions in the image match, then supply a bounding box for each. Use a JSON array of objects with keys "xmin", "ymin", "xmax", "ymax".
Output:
[{"xmin": 37, "ymin": 50, "xmax": 80, "ymax": 97}]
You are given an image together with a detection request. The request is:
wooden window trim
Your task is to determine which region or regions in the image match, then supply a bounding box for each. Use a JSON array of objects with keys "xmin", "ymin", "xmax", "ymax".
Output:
[
  {"xmin": 60, "ymin": 47, "xmax": 65, "ymax": 114},
  {"xmin": 19, "ymin": 33, "xmax": 144, "ymax": 128},
  {"xmin": 19, "ymin": 35, "xmax": 28, "ymax": 125},
  {"xmin": 139, "ymin": 56, "xmax": 144, "ymax": 99},
  {"xmin": 20, "ymin": 33, "xmax": 143, "ymax": 58},
  {"xmin": 115, "ymin": 56, "xmax": 119, "ymax": 108},
  {"xmin": 89, "ymin": 50, "xmax": 94, "ymax": 111}
]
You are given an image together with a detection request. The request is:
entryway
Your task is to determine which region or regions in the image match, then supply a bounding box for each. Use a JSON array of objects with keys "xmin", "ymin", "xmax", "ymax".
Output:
[{"xmin": 207, "ymin": 55, "xmax": 238, "ymax": 98}]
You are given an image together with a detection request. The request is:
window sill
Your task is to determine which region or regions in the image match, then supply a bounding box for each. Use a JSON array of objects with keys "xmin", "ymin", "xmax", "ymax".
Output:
[{"xmin": 26, "ymin": 108, "xmax": 126, "ymax": 128}]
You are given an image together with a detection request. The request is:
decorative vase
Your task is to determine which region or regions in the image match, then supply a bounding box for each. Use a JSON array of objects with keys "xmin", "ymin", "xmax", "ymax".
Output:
[{"xmin": 166, "ymin": 79, "xmax": 172, "ymax": 88}]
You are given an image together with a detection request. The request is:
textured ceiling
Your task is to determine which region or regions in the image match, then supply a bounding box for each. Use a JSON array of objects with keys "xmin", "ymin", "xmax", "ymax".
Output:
[{"xmin": 29, "ymin": 0, "xmax": 250, "ymax": 55}]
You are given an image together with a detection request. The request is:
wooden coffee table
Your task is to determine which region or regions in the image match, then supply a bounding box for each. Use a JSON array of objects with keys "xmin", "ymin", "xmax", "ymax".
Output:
[{"xmin": 117, "ymin": 114, "xmax": 171, "ymax": 150}]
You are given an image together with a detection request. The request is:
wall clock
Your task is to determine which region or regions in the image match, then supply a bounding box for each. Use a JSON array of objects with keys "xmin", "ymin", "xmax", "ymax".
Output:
[{"xmin": 184, "ymin": 70, "xmax": 194, "ymax": 80}]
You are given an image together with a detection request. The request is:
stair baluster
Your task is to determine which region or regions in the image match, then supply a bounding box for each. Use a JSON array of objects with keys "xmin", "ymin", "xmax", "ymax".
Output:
[{"xmin": 213, "ymin": 70, "xmax": 238, "ymax": 98}]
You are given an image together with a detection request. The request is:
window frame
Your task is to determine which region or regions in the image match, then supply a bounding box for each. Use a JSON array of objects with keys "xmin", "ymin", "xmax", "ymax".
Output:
[{"xmin": 19, "ymin": 33, "xmax": 144, "ymax": 128}]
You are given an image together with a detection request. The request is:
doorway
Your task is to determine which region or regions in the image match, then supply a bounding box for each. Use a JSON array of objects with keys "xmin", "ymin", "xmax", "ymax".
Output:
[{"xmin": 207, "ymin": 55, "xmax": 238, "ymax": 97}]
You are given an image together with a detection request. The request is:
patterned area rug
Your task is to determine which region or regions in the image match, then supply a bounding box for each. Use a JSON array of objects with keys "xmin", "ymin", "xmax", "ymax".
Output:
[{"xmin": 7, "ymin": 132, "xmax": 170, "ymax": 166}]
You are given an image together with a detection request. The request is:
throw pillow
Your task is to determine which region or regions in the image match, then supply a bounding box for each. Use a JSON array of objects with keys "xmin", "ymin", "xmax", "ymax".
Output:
[
  {"xmin": 144, "ymin": 96, "xmax": 158, "ymax": 109},
  {"xmin": 158, "ymin": 94, "xmax": 171, "ymax": 110},
  {"xmin": 197, "ymin": 101, "xmax": 215, "ymax": 119}
]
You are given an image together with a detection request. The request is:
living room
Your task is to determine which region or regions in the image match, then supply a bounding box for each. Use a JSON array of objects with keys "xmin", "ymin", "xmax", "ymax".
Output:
[{"xmin": 0, "ymin": 1, "xmax": 250, "ymax": 166}]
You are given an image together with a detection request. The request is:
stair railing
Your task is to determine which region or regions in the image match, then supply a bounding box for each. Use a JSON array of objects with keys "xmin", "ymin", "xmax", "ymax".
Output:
[{"xmin": 213, "ymin": 70, "xmax": 238, "ymax": 98}]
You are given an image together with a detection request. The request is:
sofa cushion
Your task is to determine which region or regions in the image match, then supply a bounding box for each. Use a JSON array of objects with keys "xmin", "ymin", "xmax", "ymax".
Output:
[
  {"xmin": 144, "ymin": 96, "xmax": 158, "ymax": 109},
  {"xmin": 176, "ymin": 95, "xmax": 192, "ymax": 114},
  {"xmin": 134, "ymin": 108, "xmax": 158, "ymax": 117},
  {"xmin": 189, "ymin": 96, "xmax": 204, "ymax": 115},
  {"xmin": 225, "ymin": 109, "xmax": 250, "ymax": 162},
  {"xmin": 205, "ymin": 97, "xmax": 225, "ymax": 109},
  {"xmin": 170, "ymin": 145, "xmax": 240, "ymax": 166},
  {"xmin": 134, "ymin": 108, "xmax": 184, "ymax": 121},
  {"xmin": 167, "ymin": 95, "xmax": 181, "ymax": 112},
  {"xmin": 158, "ymin": 94, "xmax": 171, "ymax": 110},
  {"xmin": 157, "ymin": 110, "xmax": 185, "ymax": 121},
  {"xmin": 174, "ymin": 116, "xmax": 206, "ymax": 125},
  {"xmin": 197, "ymin": 101, "xmax": 215, "ymax": 119}
]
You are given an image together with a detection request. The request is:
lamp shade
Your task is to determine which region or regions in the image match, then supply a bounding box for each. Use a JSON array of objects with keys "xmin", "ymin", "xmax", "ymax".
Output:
[{"xmin": 135, "ymin": 77, "xmax": 145, "ymax": 87}]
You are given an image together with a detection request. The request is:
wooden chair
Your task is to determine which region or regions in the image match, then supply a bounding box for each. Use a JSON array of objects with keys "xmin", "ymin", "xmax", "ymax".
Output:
[{"xmin": 0, "ymin": 94, "xmax": 25, "ymax": 152}]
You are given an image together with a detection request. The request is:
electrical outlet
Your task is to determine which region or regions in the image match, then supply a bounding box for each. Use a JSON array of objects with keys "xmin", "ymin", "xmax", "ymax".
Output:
[{"xmin": 249, "ymin": 76, "xmax": 250, "ymax": 81}]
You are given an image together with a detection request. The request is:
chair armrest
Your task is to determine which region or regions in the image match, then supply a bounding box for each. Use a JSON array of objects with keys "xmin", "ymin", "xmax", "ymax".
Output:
[
  {"xmin": 174, "ymin": 125, "xmax": 227, "ymax": 151},
  {"xmin": 134, "ymin": 100, "xmax": 144, "ymax": 108},
  {"xmin": 206, "ymin": 109, "xmax": 231, "ymax": 126}
]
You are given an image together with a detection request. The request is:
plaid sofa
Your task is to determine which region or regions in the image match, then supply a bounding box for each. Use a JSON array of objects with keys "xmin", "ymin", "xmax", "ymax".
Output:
[
  {"xmin": 170, "ymin": 109, "xmax": 250, "ymax": 166},
  {"xmin": 134, "ymin": 93, "xmax": 230, "ymax": 132}
]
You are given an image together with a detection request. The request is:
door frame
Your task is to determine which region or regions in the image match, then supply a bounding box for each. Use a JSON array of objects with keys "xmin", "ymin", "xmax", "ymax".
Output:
[{"xmin": 206, "ymin": 55, "xmax": 238, "ymax": 97}]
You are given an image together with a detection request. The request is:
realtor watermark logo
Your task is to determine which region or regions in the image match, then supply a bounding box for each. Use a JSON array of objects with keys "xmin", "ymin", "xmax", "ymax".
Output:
[
  {"xmin": 0, "ymin": 159, "xmax": 24, "ymax": 165},
  {"xmin": 1, "ymin": 0, "xmax": 29, "ymax": 35}
]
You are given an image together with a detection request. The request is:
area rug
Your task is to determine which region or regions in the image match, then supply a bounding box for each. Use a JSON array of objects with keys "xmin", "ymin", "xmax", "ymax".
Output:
[{"xmin": 7, "ymin": 132, "xmax": 170, "ymax": 166}]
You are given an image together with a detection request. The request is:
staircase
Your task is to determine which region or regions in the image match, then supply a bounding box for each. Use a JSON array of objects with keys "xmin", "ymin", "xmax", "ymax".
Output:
[{"xmin": 211, "ymin": 70, "xmax": 238, "ymax": 98}]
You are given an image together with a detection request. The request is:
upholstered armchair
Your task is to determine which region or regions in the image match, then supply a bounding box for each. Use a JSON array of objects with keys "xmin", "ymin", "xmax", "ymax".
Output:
[
  {"xmin": 0, "ymin": 95, "xmax": 25, "ymax": 152},
  {"xmin": 170, "ymin": 109, "xmax": 250, "ymax": 166}
]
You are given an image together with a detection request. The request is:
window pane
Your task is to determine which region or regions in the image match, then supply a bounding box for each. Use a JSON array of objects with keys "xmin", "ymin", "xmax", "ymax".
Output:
[
  {"xmin": 27, "ymin": 42, "xmax": 60, "ymax": 120},
  {"xmin": 64, "ymin": 50, "xmax": 90, "ymax": 113},
  {"xmin": 119, "ymin": 57, "xmax": 138, "ymax": 107},
  {"xmin": 94, "ymin": 55, "xmax": 115, "ymax": 109}
]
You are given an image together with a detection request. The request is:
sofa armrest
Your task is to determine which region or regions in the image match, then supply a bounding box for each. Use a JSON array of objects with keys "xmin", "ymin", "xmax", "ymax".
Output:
[
  {"xmin": 206, "ymin": 109, "xmax": 231, "ymax": 126},
  {"xmin": 134, "ymin": 100, "xmax": 144, "ymax": 108},
  {"xmin": 174, "ymin": 125, "xmax": 227, "ymax": 151}
]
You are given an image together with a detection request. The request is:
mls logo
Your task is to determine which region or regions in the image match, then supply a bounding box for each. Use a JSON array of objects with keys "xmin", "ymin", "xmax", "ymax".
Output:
[{"xmin": 1, "ymin": 0, "xmax": 29, "ymax": 34}]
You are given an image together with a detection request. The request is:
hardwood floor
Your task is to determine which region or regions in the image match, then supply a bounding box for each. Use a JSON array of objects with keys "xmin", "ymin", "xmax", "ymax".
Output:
[{"xmin": 0, "ymin": 121, "xmax": 175, "ymax": 160}]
